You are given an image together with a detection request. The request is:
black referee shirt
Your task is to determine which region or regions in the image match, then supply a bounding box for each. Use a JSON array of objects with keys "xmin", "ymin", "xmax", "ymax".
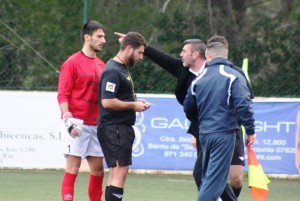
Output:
[{"xmin": 98, "ymin": 60, "xmax": 136, "ymax": 125}]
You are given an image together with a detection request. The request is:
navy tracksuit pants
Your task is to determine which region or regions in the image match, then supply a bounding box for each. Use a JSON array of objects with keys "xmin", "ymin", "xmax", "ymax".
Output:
[{"xmin": 197, "ymin": 132, "xmax": 236, "ymax": 201}]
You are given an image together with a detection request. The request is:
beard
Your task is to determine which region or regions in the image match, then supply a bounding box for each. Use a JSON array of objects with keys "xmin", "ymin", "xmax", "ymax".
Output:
[
  {"xmin": 90, "ymin": 40, "xmax": 103, "ymax": 52},
  {"xmin": 128, "ymin": 52, "xmax": 135, "ymax": 66},
  {"xmin": 182, "ymin": 57, "xmax": 194, "ymax": 67},
  {"xmin": 92, "ymin": 45, "xmax": 101, "ymax": 52}
]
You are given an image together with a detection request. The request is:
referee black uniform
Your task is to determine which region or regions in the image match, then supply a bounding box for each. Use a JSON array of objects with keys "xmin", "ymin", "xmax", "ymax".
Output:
[{"xmin": 97, "ymin": 59, "xmax": 136, "ymax": 168}]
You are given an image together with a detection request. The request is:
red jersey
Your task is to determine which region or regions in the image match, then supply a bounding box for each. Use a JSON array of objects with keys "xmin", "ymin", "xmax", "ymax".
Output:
[{"xmin": 57, "ymin": 51, "xmax": 105, "ymax": 125}]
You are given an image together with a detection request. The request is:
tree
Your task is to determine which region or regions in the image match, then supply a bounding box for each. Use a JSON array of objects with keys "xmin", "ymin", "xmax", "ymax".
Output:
[{"xmin": 0, "ymin": 0, "xmax": 299, "ymax": 97}]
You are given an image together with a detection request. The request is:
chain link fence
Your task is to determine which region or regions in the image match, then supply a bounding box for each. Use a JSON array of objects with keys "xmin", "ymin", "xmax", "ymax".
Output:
[{"xmin": 0, "ymin": 0, "xmax": 299, "ymax": 97}]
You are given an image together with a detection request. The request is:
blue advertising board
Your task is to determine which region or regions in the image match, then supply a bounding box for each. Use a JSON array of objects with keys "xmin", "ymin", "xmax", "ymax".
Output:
[
  {"xmin": 131, "ymin": 95, "xmax": 300, "ymax": 175},
  {"xmin": 247, "ymin": 101, "xmax": 300, "ymax": 174}
]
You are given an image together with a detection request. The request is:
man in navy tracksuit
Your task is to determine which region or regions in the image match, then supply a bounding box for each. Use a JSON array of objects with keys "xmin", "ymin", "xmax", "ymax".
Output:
[{"xmin": 184, "ymin": 35, "xmax": 256, "ymax": 201}]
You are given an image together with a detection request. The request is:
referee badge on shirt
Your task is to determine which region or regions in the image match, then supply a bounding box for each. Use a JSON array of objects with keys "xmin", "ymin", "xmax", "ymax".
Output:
[{"xmin": 106, "ymin": 82, "xmax": 116, "ymax": 92}]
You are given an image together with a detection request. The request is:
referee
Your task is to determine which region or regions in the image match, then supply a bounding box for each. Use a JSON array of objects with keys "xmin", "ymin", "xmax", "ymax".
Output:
[{"xmin": 97, "ymin": 32, "xmax": 150, "ymax": 201}]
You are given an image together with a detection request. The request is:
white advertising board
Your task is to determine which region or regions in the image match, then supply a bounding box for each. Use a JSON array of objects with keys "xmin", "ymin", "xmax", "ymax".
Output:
[{"xmin": 0, "ymin": 91, "xmax": 64, "ymax": 168}]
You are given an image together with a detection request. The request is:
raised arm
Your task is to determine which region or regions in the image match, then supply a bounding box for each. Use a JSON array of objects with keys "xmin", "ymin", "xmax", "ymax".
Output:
[
  {"xmin": 115, "ymin": 32, "xmax": 183, "ymax": 77},
  {"xmin": 144, "ymin": 45, "xmax": 184, "ymax": 77}
]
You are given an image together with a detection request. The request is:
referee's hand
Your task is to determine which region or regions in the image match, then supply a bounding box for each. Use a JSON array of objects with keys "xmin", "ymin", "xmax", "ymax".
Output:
[{"xmin": 134, "ymin": 99, "xmax": 151, "ymax": 112}]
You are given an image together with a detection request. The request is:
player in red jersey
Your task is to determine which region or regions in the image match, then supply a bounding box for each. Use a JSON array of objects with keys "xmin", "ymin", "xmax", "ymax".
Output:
[{"xmin": 57, "ymin": 20, "xmax": 106, "ymax": 201}]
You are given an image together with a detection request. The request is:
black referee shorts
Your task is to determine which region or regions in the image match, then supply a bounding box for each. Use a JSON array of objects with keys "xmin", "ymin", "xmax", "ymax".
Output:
[
  {"xmin": 231, "ymin": 129, "xmax": 245, "ymax": 166},
  {"xmin": 97, "ymin": 124, "xmax": 135, "ymax": 168}
]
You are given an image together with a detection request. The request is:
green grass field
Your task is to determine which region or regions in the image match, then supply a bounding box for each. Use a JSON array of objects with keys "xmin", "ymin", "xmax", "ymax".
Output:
[{"xmin": 0, "ymin": 169, "xmax": 299, "ymax": 201}]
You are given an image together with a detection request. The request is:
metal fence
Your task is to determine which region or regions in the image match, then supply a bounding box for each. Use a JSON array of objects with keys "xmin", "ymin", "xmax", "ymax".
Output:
[{"xmin": 0, "ymin": 0, "xmax": 299, "ymax": 97}]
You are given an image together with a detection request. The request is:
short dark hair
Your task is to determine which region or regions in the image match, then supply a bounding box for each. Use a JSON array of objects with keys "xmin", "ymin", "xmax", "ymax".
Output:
[
  {"xmin": 206, "ymin": 35, "xmax": 229, "ymax": 58},
  {"xmin": 80, "ymin": 20, "xmax": 105, "ymax": 41},
  {"xmin": 183, "ymin": 39, "xmax": 206, "ymax": 59},
  {"xmin": 207, "ymin": 35, "xmax": 228, "ymax": 49},
  {"xmin": 120, "ymin": 32, "xmax": 148, "ymax": 50}
]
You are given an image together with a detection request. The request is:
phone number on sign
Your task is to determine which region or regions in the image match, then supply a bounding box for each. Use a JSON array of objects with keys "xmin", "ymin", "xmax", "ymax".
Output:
[
  {"xmin": 262, "ymin": 139, "xmax": 287, "ymax": 146},
  {"xmin": 164, "ymin": 151, "xmax": 197, "ymax": 158}
]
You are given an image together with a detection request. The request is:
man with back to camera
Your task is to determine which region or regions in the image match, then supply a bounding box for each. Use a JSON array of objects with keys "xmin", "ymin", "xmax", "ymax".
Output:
[
  {"xmin": 97, "ymin": 32, "xmax": 151, "ymax": 201},
  {"xmin": 115, "ymin": 32, "xmax": 254, "ymax": 200},
  {"xmin": 57, "ymin": 20, "xmax": 106, "ymax": 201},
  {"xmin": 184, "ymin": 35, "xmax": 256, "ymax": 201}
]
